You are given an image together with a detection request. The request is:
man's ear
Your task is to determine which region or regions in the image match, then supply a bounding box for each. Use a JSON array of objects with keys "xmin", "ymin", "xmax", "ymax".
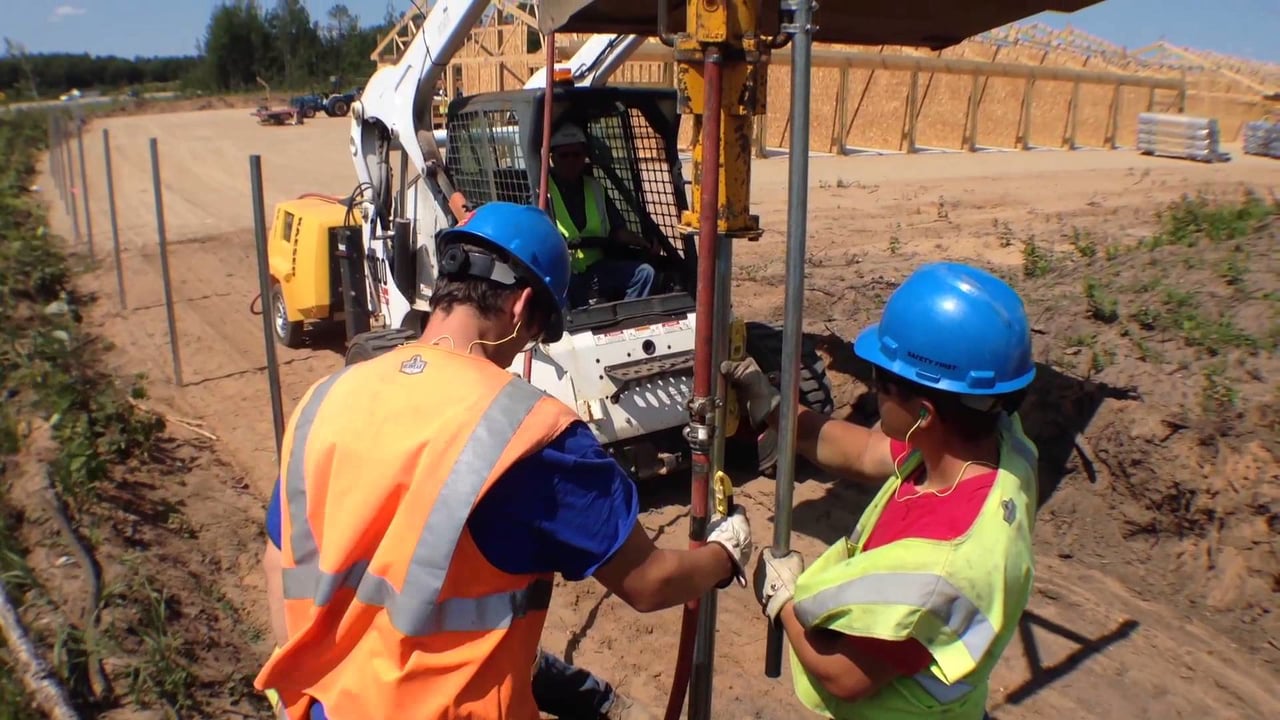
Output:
[{"xmin": 511, "ymin": 286, "xmax": 540, "ymax": 334}]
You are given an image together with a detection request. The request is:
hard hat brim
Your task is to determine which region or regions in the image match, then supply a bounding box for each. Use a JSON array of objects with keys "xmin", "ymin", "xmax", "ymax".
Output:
[{"xmin": 853, "ymin": 324, "xmax": 1036, "ymax": 396}]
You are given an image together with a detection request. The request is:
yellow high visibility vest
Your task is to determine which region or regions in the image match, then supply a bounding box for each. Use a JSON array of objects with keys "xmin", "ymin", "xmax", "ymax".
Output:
[
  {"xmin": 789, "ymin": 413, "xmax": 1040, "ymax": 720},
  {"xmin": 547, "ymin": 176, "xmax": 610, "ymax": 273}
]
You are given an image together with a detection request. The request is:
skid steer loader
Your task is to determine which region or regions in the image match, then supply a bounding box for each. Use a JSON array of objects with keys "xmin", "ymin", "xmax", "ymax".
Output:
[{"xmin": 264, "ymin": 81, "xmax": 834, "ymax": 479}]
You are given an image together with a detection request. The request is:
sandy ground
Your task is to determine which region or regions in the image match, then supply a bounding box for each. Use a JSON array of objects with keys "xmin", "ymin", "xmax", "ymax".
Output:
[{"xmin": 36, "ymin": 106, "xmax": 1280, "ymax": 719}]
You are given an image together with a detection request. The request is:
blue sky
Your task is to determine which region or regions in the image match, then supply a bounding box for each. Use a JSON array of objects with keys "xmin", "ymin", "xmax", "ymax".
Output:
[{"xmin": 6, "ymin": 1, "xmax": 1279, "ymax": 64}]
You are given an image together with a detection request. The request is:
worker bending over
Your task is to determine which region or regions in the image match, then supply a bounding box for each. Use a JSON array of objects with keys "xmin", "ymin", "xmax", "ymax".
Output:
[
  {"xmin": 545, "ymin": 123, "xmax": 658, "ymax": 306},
  {"xmin": 255, "ymin": 202, "xmax": 752, "ymax": 720},
  {"xmin": 724, "ymin": 262, "xmax": 1039, "ymax": 720}
]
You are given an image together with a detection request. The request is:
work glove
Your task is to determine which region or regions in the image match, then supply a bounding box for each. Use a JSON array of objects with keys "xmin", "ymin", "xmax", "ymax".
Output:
[
  {"xmin": 752, "ymin": 548, "xmax": 805, "ymax": 622},
  {"xmin": 705, "ymin": 506, "xmax": 752, "ymax": 588},
  {"xmin": 721, "ymin": 357, "xmax": 780, "ymax": 429}
]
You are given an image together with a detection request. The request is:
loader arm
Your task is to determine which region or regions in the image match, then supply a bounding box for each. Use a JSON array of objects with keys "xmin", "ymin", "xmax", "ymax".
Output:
[
  {"xmin": 348, "ymin": 0, "xmax": 492, "ymax": 330},
  {"xmin": 523, "ymin": 33, "xmax": 648, "ymax": 89}
]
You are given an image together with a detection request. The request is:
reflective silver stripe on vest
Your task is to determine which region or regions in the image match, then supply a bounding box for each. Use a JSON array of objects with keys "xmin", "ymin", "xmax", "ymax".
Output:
[
  {"xmin": 792, "ymin": 572, "xmax": 997, "ymax": 661},
  {"xmin": 281, "ymin": 368, "xmax": 552, "ymax": 636},
  {"xmin": 912, "ymin": 671, "xmax": 975, "ymax": 704}
]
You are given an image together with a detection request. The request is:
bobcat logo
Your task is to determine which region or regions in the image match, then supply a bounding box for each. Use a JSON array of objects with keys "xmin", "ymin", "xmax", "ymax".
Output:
[{"xmin": 399, "ymin": 354, "xmax": 427, "ymax": 375}]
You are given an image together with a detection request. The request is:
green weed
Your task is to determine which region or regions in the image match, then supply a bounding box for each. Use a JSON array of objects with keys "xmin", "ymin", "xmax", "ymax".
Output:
[
  {"xmin": 1069, "ymin": 227, "xmax": 1097, "ymax": 258},
  {"xmin": 1200, "ymin": 362, "xmax": 1240, "ymax": 415},
  {"xmin": 1084, "ymin": 277, "xmax": 1119, "ymax": 323},
  {"xmin": 122, "ymin": 577, "xmax": 197, "ymax": 714},
  {"xmin": 994, "ymin": 219, "xmax": 1016, "ymax": 248},
  {"xmin": 1022, "ymin": 236, "xmax": 1052, "ymax": 278}
]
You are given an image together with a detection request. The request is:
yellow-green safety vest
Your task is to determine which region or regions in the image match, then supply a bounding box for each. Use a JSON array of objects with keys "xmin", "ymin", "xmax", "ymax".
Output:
[
  {"xmin": 789, "ymin": 412, "xmax": 1040, "ymax": 720},
  {"xmin": 548, "ymin": 176, "xmax": 610, "ymax": 273}
]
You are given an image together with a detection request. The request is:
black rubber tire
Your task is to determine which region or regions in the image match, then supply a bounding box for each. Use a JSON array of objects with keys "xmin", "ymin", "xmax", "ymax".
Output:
[
  {"xmin": 328, "ymin": 98, "xmax": 350, "ymax": 117},
  {"xmin": 744, "ymin": 321, "xmax": 836, "ymax": 416},
  {"xmin": 270, "ymin": 284, "xmax": 305, "ymax": 349},
  {"xmin": 344, "ymin": 328, "xmax": 420, "ymax": 366},
  {"xmin": 727, "ymin": 321, "xmax": 836, "ymax": 475}
]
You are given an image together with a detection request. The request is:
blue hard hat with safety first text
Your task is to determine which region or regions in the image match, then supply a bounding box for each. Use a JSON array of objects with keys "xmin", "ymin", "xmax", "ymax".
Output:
[
  {"xmin": 853, "ymin": 262, "xmax": 1035, "ymax": 395},
  {"xmin": 437, "ymin": 201, "xmax": 571, "ymax": 343}
]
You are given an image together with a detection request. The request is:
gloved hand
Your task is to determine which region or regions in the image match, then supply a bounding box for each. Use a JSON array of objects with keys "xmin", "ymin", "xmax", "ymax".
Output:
[
  {"xmin": 753, "ymin": 548, "xmax": 805, "ymax": 622},
  {"xmin": 705, "ymin": 506, "xmax": 752, "ymax": 588},
  {"xmin": 721, "ymin": 357, "xmax": 780, "ymax": 429}
]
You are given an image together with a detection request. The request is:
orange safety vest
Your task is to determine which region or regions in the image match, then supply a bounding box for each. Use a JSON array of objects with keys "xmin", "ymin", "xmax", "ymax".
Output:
[{"xmin": 254, "ymin": 342, "xmax": 580, "ymax": 719}]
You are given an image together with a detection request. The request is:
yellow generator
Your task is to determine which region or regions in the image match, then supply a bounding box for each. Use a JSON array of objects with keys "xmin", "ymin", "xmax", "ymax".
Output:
[{"xmin": 266, "ymin": 195, "xmax": 368, "ymax": 348}]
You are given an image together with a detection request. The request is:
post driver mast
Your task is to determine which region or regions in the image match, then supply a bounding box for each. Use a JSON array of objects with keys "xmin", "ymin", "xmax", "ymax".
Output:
[
  {"xmin": 536, "ymin": 1, "xmax": 816, "ymax": 717},
  {"xmin": 653, "ymin": 0, "xmax": 813, "ymax": 717}
]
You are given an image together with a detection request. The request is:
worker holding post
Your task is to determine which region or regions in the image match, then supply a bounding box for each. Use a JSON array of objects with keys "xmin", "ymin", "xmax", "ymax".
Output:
[
  {"xmin": 544, "ymin": 123, "xmax": 659, "ymax": 306},
  {"xmin": 254, "ymin": 201, "xmax": 753, "ymax": 719},
  {"xmin": 723, "ymin": 262, "xmax": 1039, "ymax": 719}
]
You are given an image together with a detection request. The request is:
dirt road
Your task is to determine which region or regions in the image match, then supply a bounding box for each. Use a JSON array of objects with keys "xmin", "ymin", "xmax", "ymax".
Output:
[{"xmin": 39, "ymin": 107, "xmax": 1280, "ymax": 719}]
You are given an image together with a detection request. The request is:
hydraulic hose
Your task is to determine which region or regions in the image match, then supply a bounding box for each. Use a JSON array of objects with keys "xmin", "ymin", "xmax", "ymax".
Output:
[{"xmin": 664, "ymin": 43, "xmax": 724, "ymax": 720}]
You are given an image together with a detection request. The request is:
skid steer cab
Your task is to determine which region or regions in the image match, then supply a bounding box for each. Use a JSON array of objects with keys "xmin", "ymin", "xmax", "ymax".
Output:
[{"xmin": 268, "ymin": 84, "xmax": 834, "ymax": 480}]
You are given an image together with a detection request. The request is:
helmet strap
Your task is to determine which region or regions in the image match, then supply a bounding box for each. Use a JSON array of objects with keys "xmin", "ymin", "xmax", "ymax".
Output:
[{"xmin": 439, "ymin": 244, "xmax": 520, "ymax": 286}]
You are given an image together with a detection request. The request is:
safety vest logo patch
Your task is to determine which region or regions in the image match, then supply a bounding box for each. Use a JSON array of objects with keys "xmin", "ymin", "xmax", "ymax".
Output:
[
  {"xmin": 400, "ymin": 354, "xmax": 427, "ymax": 375},
  {"xmin": 1001, "ymin": 498, "xmax": 1017, "ymax": 526}
]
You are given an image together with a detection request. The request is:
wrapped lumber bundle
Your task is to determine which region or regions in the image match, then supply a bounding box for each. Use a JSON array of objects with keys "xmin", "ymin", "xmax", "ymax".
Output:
[
  {"xmin": 1242, "ymin": 120, "xmax": 1280, "ymax": 159},
  {"xmin": 1136, "ymin": 112, "xmax": 1231, "ymax": 163}
]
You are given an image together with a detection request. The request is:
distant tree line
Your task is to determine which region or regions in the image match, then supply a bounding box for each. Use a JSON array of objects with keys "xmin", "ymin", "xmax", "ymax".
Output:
[
  {"xmin": 0, "ymin": 50, "xmax": 199, "ymax": 99},
  {"xmin": 0, "ymin": 0, "xmax": 403, "ymax": 100}
]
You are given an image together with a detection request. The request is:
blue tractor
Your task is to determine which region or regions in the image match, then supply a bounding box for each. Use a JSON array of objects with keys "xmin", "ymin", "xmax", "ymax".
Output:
[{"xmin": 289, "ymin": 76, "xmax": 363, "ymax": 118}]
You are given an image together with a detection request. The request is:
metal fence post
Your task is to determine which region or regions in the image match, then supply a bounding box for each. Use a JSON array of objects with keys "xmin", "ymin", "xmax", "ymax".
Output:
[
  {"xmin": 149, "ymin": 138, "xmax": 183, "ymax": 387},
  {"xmin": 46, "ymin": 115, "xmax": 60, "ymax": 202},
  {"xmin": 65, "ymin": 118, "xmax": 82, "ymax": 247},
  {"xmin": 75, "ymin": 118, "xmax": 95, "ymax": 258},
  {"xmin": 103, "ymin": 129, "xmax": 126, "ymax": 309},
  {"xmin": 51, "ymin": 115, "xmax": 66, "ymax": 212},
  {"xmin": 249, "ymin": 155, "xmax": 286, "ymax": 457}
]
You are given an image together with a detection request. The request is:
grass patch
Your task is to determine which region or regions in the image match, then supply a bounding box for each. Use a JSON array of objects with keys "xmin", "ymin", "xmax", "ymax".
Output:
[
  {"xmin": 1144, "ymin": 189, "xmax": 1275, "ymax": 250},
  {"xmin": 1, "ymin": 109, "xmax": 199, "ymax": 715}
]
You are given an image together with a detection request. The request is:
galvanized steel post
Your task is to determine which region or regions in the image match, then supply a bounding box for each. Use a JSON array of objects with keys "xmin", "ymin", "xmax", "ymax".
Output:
[
  {"xmin": 102, "ymin": 129, "xmax": 126, "ymax": 309},
  {"xmin": 75, "ymin": 117, "xmax": 94, "ymax": 258},
  {"xmin": 149, "ymin": 138, "xmax": 184, "ymax": 387},
  {"xmin": 766, "ymin": 0, "xmax": 815, "ymax": 679},
  {"xmin": 250, "ymin": 155, "xmax": 287, "ymax": 457}
]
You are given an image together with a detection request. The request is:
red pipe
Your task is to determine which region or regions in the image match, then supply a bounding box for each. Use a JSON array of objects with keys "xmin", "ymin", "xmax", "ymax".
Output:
[
  {"xmin": 664, "ymin": 43, "xmax": 723, "ymax": 720},
  {"xmin": 528, "ymin": 33, "xmax": 556, "ymax": 382}
]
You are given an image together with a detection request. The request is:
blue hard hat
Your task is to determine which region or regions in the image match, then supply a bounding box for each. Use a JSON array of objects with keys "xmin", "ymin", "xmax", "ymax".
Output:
[
  {"xmin": 853, "ymin": 262, "xmax": 1035, "ymax": 396},
  {"xmin": 437, "ymin": 201, "xmax": 571, "ymax": 343}
]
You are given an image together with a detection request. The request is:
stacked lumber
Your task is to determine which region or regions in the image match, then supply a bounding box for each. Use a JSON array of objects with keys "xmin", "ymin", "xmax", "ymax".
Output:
[
  {"xmin": 1242, "ymin": 120, "xmax": 1280, "ymax": 158},
  {"xmin": 1136, "ymin": 112, "xmax": 1231, "ymax": 162}
]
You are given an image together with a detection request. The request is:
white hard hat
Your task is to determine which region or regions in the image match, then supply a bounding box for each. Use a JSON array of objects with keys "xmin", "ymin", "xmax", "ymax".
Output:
[{"xmin": 550, "ymin": 123, "xmax": 587, "ymax": 149}]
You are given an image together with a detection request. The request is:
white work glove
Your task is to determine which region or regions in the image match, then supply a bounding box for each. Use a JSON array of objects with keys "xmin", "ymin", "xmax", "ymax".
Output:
[
  {"xmin": 721, "ymin": 357, "xmax": 780, "ymax": 429},
  {"xmin": 705, "ymin": 506, "xmax": 752, "ymax": 588},
  {"xmin": 752, "ymin": 548, "xmax": 805, "ymax": 622}
]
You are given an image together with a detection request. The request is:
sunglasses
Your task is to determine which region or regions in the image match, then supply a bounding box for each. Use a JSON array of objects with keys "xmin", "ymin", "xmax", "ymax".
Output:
[{"xmin": 870, "ymin": 367, "xmax": 903, "ymax": 396}]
